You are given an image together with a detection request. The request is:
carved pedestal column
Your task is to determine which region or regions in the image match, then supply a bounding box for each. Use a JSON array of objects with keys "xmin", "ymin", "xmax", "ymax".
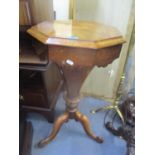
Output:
[{"xmin": 38, "ymin": 64, "xmax": 103, "ymax": 147}]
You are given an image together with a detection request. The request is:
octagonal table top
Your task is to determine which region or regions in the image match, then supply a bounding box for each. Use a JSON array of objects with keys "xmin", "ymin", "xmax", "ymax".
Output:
[{"xmin": 27, "ymin": 20, "xmax": 125, "ymax": 49}]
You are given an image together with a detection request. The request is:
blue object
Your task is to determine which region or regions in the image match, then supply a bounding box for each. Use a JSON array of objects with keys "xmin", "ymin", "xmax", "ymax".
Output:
[{"xmin": 67, "ymin": 36, "xmax": 79, "ymax": 40}]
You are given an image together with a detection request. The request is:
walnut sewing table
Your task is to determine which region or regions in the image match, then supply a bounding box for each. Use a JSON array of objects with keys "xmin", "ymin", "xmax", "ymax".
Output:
[{"xmin": 27, "ymin": 20, "xmax": 125, "ymax": 147}]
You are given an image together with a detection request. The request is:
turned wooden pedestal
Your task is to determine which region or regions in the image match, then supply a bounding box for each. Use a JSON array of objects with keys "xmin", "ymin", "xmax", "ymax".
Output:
[{"xmin": 27, "ymin": 20, "xmax": 125, "ymax": 147}]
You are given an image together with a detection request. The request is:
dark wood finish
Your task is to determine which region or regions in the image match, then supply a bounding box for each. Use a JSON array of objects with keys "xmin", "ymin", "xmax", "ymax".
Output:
[
  {"xmin": 38, "ymin": 110, "xmax": 103, "ymax": 148},
  {"xmin": 20, "ymin": 61, "xmax": 63, "ymax": 122},
  {"xmin": 21, "ymin": 122, "xmax": 33, "ymax": 155},
  {"xmin": 19, "ymin": 3, "xmax": 63, "ymax": 122},
  {"xmin": 27, "ymin": 20, "xmax": 125, "ymax": 146},
  {"xmin": 38, "ymin": 112, "xmax": 69, "ymax": 147},
  {"xmin": 75, "ymin": 111, "xmax": 103, "ymax": 143},
  {"xmin": 49, "ymin": 45, "xmax": 122, "ymax": 67},
  {"xmin": 19, "ymin": 112, "xmax": 33, "ymax": 155}
]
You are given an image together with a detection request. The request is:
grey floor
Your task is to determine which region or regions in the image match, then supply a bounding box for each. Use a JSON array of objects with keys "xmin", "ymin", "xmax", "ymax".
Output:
[{"xmin": 27, "ymin": 94, "xmax": 126, "ymax": 155}]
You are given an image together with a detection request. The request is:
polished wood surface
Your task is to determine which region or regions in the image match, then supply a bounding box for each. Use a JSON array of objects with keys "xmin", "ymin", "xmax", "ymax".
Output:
[
  {"xmin": 49, "ymin": 45, "xmax": 122, "ymax": 67},
  {"xmin": 38, "ymin": 112, "xmax": 69, "ymax": 148},
  {"xmin": 27, "ymin": 20, "xmax": 125, "ymax": 49},
  {"xmin": 75, "ymin": 111, "xmax": 103, "ymax": 143},
  {"xmin": 27, "ymin": 20, "xmax": 125, "ymax": 147},
  {"xmin": 38, "ymin": 110, "xmax": 103, "ymax": 148}
]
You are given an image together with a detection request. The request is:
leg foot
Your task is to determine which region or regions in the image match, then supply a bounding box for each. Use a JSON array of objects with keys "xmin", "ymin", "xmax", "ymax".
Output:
[
  {"xmin": 38, "ymin": 112, "xmax": 69, "ymax": 148},
  {"xmin": 75, "ymin": 111, "xmax": 103, "ymax": 143}
]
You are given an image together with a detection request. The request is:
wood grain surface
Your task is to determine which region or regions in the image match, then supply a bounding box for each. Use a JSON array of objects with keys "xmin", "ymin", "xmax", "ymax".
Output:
[{"xmin": 27, "ymin": 20, "xmax": 125, "ymax": 49}]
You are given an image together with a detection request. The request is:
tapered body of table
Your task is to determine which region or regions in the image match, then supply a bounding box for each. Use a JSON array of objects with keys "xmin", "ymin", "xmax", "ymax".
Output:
[{"xmin": 27, "ymin": 20, "xmax": 125, "ymax": 147}]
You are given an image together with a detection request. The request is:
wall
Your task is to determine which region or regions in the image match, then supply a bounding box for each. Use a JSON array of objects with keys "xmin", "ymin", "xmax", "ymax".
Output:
[
  {"xmin": 53, "ymin": 0, "xmax": 69, "ymax": 20},
  {"xmin": 75, "ymin": 0, "xmax": 132, "ymax": 35},
  {"xmin": 29, "ymin": 0, "xmax": 54, "ymax": 24},
  {"xmin": 19, "ymin": 0, "xmax": 54, "ymax": 25},
  {"xmin": 75, "ymin": 0, "xmax": 97, "ymax": 21}
]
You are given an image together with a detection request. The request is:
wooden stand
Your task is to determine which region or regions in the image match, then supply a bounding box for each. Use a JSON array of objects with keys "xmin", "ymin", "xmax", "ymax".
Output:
[
  {"xmin": 38, "ymin": 65, "xmax": 103, "ymax": 147},
  {"xmin": 27, "ymin": 20, "xmax": 125, "ymax": 147}
]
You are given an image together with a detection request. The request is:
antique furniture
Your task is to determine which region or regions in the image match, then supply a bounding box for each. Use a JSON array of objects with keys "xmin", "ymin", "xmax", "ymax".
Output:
[
  {"xmin": 19, "ymin": 62, "xmax": 63, "ymax": 123},
  {"xmin": 27, "ymin": 20, "xmax": 125, "ymax": 147},
  {"xmin": 19, "ymin": 110, "xmax": 33, "ymax": 155},
  {"xmin": 19, "ymin": 31, "xmax": 63, "ymax": 122},
  {"xmin": 19, "ymin": 0, "xmax": 63, "ymax": 122}
]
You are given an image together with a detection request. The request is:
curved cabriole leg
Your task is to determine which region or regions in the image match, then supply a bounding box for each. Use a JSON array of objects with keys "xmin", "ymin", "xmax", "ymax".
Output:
[
  {"xmin": 38, "ymin": 112, "xmax": 69, "ymax": 148},
  {"xmin": 75, "ymin": 111, "xmax": 103, "ymax": 143}
]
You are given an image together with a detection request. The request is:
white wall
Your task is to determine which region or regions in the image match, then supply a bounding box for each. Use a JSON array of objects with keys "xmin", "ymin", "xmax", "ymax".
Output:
[
  {"xmin": 94, "ymin": 0, "xmax": 133, "ymax": 35},
  {"xmin": 75, "ymin": 0, "xmax": 97, "ymax": 21},
  {"xmin": 53, "ymin": 0, "xmax": 69, "ymax": 20},
  {"xmin": 75, "ymin": 0, "xmax": 133, "ymax": 35}
]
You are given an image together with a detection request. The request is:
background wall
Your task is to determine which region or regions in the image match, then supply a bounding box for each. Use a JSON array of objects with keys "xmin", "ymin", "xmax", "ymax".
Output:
[
  {"xmin": 19, "ymin": 0, "xmax": 54, "ymax": 25},
  {"xmin": 29, "ymin": 0, "xmax": 54, "ymax": 24},
  {"xmin": 53, "ymin": 0, "xmax": 69, "ymax": 20}
]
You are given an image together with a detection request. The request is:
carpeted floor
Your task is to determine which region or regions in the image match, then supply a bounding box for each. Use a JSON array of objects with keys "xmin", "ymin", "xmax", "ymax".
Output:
[{"xmin": 27, "ymin": 94, "xmax": 126, "ymax": 155}]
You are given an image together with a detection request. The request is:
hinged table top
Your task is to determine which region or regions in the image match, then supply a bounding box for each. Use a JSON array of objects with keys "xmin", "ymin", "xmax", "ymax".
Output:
[{"xmin": 27, "ymin": 20, "xmax": 125, "ymax": 49}]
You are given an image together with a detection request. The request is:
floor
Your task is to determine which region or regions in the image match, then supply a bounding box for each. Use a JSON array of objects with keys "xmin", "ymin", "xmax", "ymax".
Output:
[{"xmin": 27, "ymin": 94, "xmax": 127, "ymax": 155}]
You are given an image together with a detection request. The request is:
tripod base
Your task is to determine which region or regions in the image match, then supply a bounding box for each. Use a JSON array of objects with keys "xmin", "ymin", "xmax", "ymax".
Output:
[{"xmin": 38, "ymin": 110, "xmax": 103, "ymax": 148}]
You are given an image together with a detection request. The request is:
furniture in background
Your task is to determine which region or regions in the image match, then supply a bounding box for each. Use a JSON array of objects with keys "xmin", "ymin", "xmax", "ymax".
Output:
[
  {"xmin": 27, "ymin": 20, "xmax": 125, "ymax": 147},
  {"xmin": 19, "ymin": 110, "xmax": 33, "ymax": 155},
  {"xmin": 19, "ymin": 31, "xmax": 63, "ymax": 123},
  {"xmin": 19, "ymin": 62, "xmax": 63, "ymax": 123},
  {"xmin": 19, "ymin": 0, "xmax": 63, "ymax": 122}
]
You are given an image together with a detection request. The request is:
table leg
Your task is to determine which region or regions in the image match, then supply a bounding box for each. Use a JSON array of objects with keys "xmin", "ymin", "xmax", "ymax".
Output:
[
  {"xmin": 38, "ymin": 65, "xmax": 104, "ymax": 148},
  {"xmin": 62, "ymin": 65, "xmax": 103, "ymax": 143},
  {"xmin": 38, "ymin": 112, "xmax": 69, "ymax": 148},
  {"xmin": 75, "ymin": 111, "xmax": 103, "ymax": 143}
]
